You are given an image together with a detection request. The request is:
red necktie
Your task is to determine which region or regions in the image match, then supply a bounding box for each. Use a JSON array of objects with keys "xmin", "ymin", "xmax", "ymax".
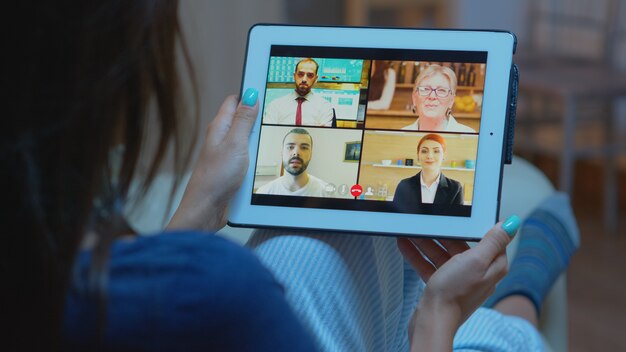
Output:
[{"xmin": 295, "ymin": 97, "xmax": 305, "ymax": 126}]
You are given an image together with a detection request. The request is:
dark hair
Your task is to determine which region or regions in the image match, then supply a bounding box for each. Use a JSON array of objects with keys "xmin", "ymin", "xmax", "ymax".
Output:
[
  {"xmin": 283, "ymin": 128, "xmax": 313, "ymax": 148},
  {"xmin": 294, "ymin": 58, "xmax": 319, "ymax": 74},
  {"xmin": 4, "ymin": 1, "xmax": 195, "ymax": 349},
  {"xmin": 368, "ymin": 60, "xmax": 390, "ymax": 101}
]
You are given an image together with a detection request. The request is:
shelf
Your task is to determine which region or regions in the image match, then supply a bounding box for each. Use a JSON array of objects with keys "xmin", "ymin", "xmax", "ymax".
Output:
[
  {"xmin": 368, "ymin": 109, "xmax": 414, "ymax": 117},
  {"xmin": 372, "ymin": 163, "xmax": 475, "ymax": 171},
  {"xmin": 457, "ymin": 86, "xmax": 483, "ymax": 91},
  {"xmin": 454, "ymin": 112, "xmax": 481, "ymax": 118}
]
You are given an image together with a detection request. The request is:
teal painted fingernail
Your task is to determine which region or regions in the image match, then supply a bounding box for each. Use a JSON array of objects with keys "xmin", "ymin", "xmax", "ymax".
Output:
[
  {"xmin": 502, "ymin": 215, "xmax": 521, "ymax": 237},
  {"xmin": 242, "ymin": 88, "xmax": 258, "ymax": 106}
]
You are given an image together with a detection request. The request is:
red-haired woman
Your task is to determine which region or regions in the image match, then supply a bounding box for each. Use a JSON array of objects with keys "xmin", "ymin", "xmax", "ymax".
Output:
[{"xmin": 393, "ymin": 133, "xmax": 463, "ymax": 212}]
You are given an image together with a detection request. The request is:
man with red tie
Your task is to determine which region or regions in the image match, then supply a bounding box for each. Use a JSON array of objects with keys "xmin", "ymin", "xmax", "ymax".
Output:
[{"xmin": 264, "ymin": 58, "xmax": 334, "ymax": 127}]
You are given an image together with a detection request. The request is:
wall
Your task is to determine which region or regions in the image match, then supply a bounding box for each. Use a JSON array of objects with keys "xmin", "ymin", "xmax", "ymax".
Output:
[
  {"xmin": 449, "ymin": 0, "xmax": 527, "ymax": 42},
  {"xmin": 179, "ymin": 0, "xmax": 286, "ymax": 120}
]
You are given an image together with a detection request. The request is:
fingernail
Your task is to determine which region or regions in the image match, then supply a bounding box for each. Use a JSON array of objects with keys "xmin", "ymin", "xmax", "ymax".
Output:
[
  {"xmin": 502, "ymin": 215, "xmax": 521, "ymax": 237},
  {"xmin": 242, "ymin": 88, "xmax": 258, "ymax": 106}
]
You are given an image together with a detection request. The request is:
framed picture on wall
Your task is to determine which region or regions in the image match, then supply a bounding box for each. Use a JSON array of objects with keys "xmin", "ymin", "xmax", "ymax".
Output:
[{"xmin": 344, "ymin": 141, "xmax": 361, "ymax": 162}]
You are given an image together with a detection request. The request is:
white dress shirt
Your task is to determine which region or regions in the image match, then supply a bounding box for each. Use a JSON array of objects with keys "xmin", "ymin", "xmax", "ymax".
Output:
[
  {"xmin": 264, "ymin": 90, "xmax": 333, "ymax": 127},
  {"xmin": 420, "ymin": 173, "xmax": 441, "ymax": 204}
]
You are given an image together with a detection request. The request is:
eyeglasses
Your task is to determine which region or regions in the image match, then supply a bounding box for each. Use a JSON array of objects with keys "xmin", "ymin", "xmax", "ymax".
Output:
[{"xmin": 416, "ymin": 86, "xmax": 453, "ymax": 98}]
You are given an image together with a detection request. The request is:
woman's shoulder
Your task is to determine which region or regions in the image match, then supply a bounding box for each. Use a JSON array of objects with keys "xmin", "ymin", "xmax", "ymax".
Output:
[
  {"xmin": 107, "ymin": 231, "xmax": 277, "ymax": 290},
  {"xmin": 441, "ymin": 173, "xmax": 463, "ymax": 189},
  {"xmin": 69, "ymin": 231, "xmax": 280, "ymax": 306},
  {"xmin": 112, "ymin": 230, "xmax": 252, "ymax": 259},
  {"xmin": 447, "ymin": 115, "xmax": 476, "ymax": 133},
  {"xmin": 401, "ymin": 119, "xmax": 419, "ymax": 130},
  {"xmin": 65, "ymin": 231, "xmax": 314, "ymax": 351},
  {"xmin": 402, "ymin": 172, "xmax": 421, "ymax": 183},
  {"xmin": 396, "ymin": 173, "xmax": 420, "ymax": 189}
]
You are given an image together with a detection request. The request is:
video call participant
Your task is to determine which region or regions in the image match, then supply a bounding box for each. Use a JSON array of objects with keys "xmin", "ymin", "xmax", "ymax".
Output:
[
  {"xmin": 402, "ymin": 64, "xmax": 476, "ymax": 133},
  {"xmin": 393, "ymin": 133, "xmax": 464, "ymax": 212},
  {"xmin": 264, "ymin": 58, "xmax": 334, "ymax": 127},
  {"xmin": 256, "ymin": 128, "xmax": 329, "ymax": 196}
]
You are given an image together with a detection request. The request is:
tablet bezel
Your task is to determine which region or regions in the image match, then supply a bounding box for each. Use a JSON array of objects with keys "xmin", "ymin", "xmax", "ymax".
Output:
[{"xmin": 229, "ymin": 24, "xmax": 515, "ymax": 241}]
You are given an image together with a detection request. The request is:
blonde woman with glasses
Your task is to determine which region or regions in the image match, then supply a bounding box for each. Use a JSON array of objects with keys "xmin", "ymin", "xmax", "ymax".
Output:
[{"xmin": 403, "ymin": 64, "xmax": 476, "ymax": 132}]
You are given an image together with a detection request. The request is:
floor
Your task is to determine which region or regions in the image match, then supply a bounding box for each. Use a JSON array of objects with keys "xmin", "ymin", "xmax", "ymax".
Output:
[
  {"xmin": 569, "ymin": 216, "xmax": 626, "ymax": 351},
  {"xmin": 525, "ymin": 155, "xmax": 626, "ymax": 351}
]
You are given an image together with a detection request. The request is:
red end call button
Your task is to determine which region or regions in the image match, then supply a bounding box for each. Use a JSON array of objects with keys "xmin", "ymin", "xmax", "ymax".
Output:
[{"xmin": 350, "ymin": 184, "xmax": 363, "ymax": 197}]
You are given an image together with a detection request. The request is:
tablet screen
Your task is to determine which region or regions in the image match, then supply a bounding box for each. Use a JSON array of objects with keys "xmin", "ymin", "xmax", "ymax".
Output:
[{"xmin": 251, "ymin": 45, "xmax": 487, "ymax": 218}]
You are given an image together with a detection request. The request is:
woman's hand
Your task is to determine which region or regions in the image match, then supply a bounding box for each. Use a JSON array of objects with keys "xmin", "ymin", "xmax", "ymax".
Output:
[
  {"xmin": 398, "ymin": 216, "xmax": 520, "ymax": 351},
  {"xmin": 168, "ymin": 89, "xmax": 259, "ymax": 232}
]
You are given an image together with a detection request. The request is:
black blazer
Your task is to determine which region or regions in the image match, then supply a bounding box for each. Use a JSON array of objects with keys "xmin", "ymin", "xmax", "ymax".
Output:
[{"xmin": 392, "ymin": 172, "xmax": 464, "ymax": 213}]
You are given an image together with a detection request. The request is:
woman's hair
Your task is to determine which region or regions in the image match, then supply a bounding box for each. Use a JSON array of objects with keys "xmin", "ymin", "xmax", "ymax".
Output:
[
  {"xmin": 4, "ymin": 1, "xmax": 195, "ymax": 348},
  {"xmin": 414, "ymin": 64, "xmax": 457, "ymax": 93},
  {"xmin": 417, "ymin": 134, "xmax": 447, "ymax": 152},
  {"xmin": 368, "ymin": 60, "xmax": 390, "ymax": 101}
]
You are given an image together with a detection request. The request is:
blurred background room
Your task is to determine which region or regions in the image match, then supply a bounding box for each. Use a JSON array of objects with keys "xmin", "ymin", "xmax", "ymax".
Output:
[{"xmin": 157, "ymin": 1, "xmax": 626, "ymax": 351}]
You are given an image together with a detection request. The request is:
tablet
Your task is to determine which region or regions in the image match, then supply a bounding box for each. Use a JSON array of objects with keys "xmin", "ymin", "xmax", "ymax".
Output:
[{"xmin": 229, "ymin": 24, "xmax": 517, "ymax": 241}]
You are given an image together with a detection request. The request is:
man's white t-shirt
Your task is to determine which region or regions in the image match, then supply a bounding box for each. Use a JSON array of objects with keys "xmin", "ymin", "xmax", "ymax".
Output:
[
  {"xmin": 263, "ymin": 91, "xmax": 333, "ymax": 127},
  {"xmin": 256, "ymin": 174, "xmax": 328, "ymax": 197}
]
